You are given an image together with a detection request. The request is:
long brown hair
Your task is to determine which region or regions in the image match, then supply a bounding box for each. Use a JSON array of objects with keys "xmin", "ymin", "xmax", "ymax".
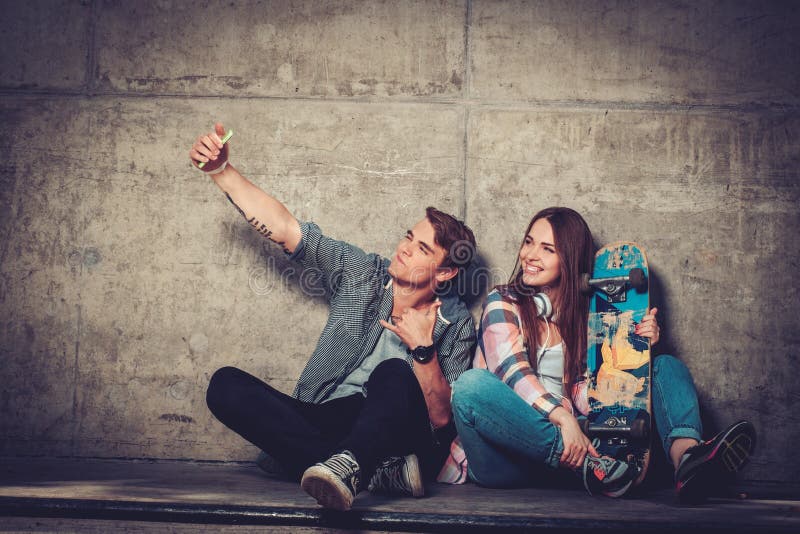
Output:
[{"xmin": 500, "ymin": 207, "xmax": 594, "ymax": 394}]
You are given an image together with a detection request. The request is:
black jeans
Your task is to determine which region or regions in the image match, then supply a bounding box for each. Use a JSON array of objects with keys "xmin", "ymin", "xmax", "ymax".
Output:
[{"xmin": 206, "ymin": 358, "xmax": 454, "ymax": 482}]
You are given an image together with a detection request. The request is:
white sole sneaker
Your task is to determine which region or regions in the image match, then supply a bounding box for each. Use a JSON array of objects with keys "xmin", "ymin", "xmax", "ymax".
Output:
[
  {"xmin": 403, "ymin": 454, "xmax": 425, "ymax": 498},
  {"xmin": 300, "ymin": 465, "xmax": 355, "ymax": 511}
]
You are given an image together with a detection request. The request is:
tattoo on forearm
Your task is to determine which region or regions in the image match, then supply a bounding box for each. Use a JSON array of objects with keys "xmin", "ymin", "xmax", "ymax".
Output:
[
  {"xmin": 248, "ymin": 217, "xmax": 273, "ymax": 239},
  {"xmin": 225, "ymin": 192, "xmax": 286, "ymax": 247},
  {"xmin": 225, "ymin": 193, "xmax": 247, "ymax": 218}
]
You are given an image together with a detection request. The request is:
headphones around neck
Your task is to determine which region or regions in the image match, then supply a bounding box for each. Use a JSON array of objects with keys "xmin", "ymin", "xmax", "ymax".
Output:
[
  {"xmin": 532, "ymin": 292, "xmax": 553, "ymax": 319},
  {"xmin": 533, "ymin": 291, "xmax": 554, "ymax": 360}
]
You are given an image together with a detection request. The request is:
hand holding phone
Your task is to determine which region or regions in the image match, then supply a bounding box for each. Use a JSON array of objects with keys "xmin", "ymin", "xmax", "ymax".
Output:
[{"xmin": 196, "ymin": 129, "xmax": 234, "ymax": 172}]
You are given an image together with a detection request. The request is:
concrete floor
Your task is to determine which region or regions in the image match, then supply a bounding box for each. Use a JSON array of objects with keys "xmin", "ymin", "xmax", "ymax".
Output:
[
  {"xmin": 2, "ymin": 518, "xmax": 372, "ymax": 534},
  {"xmin": 0, "ymin": 458, "xmax": 798, "ymax": 533}
]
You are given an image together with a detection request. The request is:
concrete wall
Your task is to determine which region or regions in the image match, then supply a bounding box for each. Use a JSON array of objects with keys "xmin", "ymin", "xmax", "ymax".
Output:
[{"xmin": 1, "ymin": 0, "xmax": 798, "ymax": 484}]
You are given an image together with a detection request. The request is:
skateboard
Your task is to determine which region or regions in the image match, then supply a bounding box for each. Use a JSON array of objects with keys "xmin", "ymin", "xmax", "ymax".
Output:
[{"xmin": 582, "ymin": 242, "xmax": 651, "ymax": 488}]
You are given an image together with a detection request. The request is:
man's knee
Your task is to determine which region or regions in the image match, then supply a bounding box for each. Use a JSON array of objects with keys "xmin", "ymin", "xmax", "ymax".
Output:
[
  {"xmin": 206, "ymin": 366, "xmax": 244, "ymax": 414},
  {"xmin": 369, "ymin": 358, "xmax": 414, "ymax": 385}
]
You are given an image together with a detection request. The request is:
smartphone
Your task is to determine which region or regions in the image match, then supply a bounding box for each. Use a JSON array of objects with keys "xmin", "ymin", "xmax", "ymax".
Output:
[{"xmin": 197, "ymin": 129, "xmax": 234, "ymax": 169}]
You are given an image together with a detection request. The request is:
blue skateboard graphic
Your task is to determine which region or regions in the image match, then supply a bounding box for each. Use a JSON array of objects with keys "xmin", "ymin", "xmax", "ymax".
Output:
[{"xmin": 583, "ymin": 242, "xmax": 651, "ymax": 488}]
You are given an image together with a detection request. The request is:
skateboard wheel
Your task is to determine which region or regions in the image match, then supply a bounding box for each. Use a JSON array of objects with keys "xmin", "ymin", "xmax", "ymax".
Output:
[
  {"xmin": 630, "ymin": 418, "xmax": 648, "ymax": 439},
  {"xmin": 580, "ymin": 418, "xmax": 590, "ymax": 435},
  {"xmin": 628, "ymin": 268, "xmax": 647, "ymax": 292},
  {"xmin": 580, "ymin": 273, "xmax": 591, "ymax": 294}
]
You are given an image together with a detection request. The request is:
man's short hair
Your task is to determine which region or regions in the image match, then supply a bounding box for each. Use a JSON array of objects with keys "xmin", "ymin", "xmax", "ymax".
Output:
[{"xmin": 425, "ymin": 206, "xmax": 476, "ymax": 271}]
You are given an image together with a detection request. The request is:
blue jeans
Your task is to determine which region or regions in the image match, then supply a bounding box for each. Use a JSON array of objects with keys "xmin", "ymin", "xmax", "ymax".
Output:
[
  {"xmin": 451, "ymin": 355, "xmax": 703, "ymax": 487},
  {"xmin": 451, "ymin": 368, "xmax": 566, "ymax": 487},
  {"xmin": 651, "ymin": 354, "xmax": 704, "ymax": 454}
]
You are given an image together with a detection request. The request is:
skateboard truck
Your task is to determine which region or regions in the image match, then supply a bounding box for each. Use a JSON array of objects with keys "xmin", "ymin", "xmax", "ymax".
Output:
[
  {"xmin": 581, "ymin": 416, "xmax": 649, "ymax": 440},
  {"xmin": 580, "ymin": 267, "xmax": 647, "ymax": 303}
]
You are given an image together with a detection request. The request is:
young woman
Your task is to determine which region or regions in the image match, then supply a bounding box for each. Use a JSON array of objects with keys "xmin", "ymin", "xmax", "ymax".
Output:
[{"xmin": 438, "ymin": 207, "xmax": 756, "ymax": 501}]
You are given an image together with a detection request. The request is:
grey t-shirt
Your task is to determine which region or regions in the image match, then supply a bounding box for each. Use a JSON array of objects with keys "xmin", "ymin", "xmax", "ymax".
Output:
[{"xmin": 326, "ymin": 322, "xmax": 409, "ymax": 401}]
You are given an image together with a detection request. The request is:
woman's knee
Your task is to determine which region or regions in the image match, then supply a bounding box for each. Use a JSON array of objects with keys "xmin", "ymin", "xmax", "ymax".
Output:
[
  {"xmin": 653, "ymin": 354, "xmax": 692, "ymax": 381},
  {"xmin": 451, "ymin": 368, "xmax": 497, "ymax": 411}
]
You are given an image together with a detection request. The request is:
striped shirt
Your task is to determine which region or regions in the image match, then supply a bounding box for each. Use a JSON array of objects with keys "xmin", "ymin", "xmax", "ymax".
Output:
[
  {"xmin": 288, "ymin": 221, "xmax": 477, "ymax": 404},
  {"xmin": 437, "ymin": 287, "xmax": 588, "ymax": 484}
]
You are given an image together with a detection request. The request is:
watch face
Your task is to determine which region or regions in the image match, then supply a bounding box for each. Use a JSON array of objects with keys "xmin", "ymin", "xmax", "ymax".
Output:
[{"xmin": 411, "ymin": 345, "xmax": 435, "ymax": 363}]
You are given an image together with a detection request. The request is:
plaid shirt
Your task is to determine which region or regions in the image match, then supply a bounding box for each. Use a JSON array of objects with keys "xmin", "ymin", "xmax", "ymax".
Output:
[
  {"xmin": 437, "ymin": 287, "xmax": 588, "ymax": 484},
  {"xmin": 288, "ymin": 221, "xmax": 476, "ymax": 404}
]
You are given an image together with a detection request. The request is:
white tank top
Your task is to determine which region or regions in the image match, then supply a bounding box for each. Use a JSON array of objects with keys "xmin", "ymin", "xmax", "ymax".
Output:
[{"xmin": 536, "ymin": 342, "xmax": 565, "ymax": 398}]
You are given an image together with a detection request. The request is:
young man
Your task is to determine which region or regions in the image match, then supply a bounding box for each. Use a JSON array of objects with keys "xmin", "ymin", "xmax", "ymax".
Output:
[{"xmin": 191, "ymin": 123, "xmax": 477, "ymax": 511}]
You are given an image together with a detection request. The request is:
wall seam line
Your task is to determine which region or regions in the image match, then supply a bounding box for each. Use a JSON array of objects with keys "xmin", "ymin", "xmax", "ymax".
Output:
[
  {"xmin": 86, "ymin": 0, "xmax": 99, "ymax": 96},
  {"xmin": 462, "ymin": 0, "xmax": 472, "ymax": 221},
  {"xmin": 0, "ymin": 89, "xmax": 794, "ymax": 115}
]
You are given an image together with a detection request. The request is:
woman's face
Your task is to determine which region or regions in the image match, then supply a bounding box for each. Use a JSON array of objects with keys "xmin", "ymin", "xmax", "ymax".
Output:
[{"xmin": 518, "ymin": 218, "xmax": 561, "ymax": 289}]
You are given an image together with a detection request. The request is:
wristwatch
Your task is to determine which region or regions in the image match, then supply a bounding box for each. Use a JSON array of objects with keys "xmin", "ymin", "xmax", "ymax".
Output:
[{"xmin": 408, "ymin": 344, "xmax": 436, "ymax": 363}]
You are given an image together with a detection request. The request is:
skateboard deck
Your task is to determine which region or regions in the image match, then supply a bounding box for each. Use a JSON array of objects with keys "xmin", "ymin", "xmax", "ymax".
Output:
[{"xmin": 583, "ymin": 242, "xmax": 651, "ymax": 487}]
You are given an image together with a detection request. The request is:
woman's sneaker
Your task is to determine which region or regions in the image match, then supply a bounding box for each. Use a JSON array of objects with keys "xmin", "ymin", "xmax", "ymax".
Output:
[
  {"xmin": 367, "ymin": 454, "xmax": 425, "ymax": 497},
  {"xmin": 301, "ymin": 450, "xmax": 361, "ymax": 511},
  {"xmin": 582, "ymin": 455, "xmax": 637, "ymax": 498},
  {"xmin": 675, "ymin": 420, "xmax": 756, "ymax": 503}
]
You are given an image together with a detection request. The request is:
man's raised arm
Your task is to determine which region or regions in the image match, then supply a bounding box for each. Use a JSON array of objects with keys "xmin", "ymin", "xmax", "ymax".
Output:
[{"xmin": 189, "ymin": 123, "xmax": 302, "ymax": 254}]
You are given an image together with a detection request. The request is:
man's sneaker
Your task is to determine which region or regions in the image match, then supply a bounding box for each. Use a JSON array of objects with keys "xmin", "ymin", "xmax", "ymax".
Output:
[
  {"xmin": 582, "ymin": 455, "xmax": 636, "ymax": 498},
  {"xmin": 255, "ymin": 450, "xmax": 286, "ymax": 477},
  {"xmin": 675, "ymin": 420, "xmax": 756, "ymax": 503},
  {"xmin": 368, "ymin": 454, "xmax": 424, "ymax": 498},
  {"xmin": 301, "ymin": 450, "xmax": 361, "ymax": 511}
]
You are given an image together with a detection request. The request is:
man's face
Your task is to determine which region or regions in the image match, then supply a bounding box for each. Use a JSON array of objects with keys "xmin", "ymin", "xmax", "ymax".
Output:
[{"xmin": 388, "ymin": 218, "xmax": 451, "ymax": 288}]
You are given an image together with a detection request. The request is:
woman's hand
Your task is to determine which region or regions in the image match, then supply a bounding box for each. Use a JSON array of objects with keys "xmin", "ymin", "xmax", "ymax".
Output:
[
  {"xmin": 549, "ymin": 407, "xmax": 598, "ymax": 470},
  {"xmin": 635, "ymin": 307, "xmax": 660, "ymax": 346}
]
